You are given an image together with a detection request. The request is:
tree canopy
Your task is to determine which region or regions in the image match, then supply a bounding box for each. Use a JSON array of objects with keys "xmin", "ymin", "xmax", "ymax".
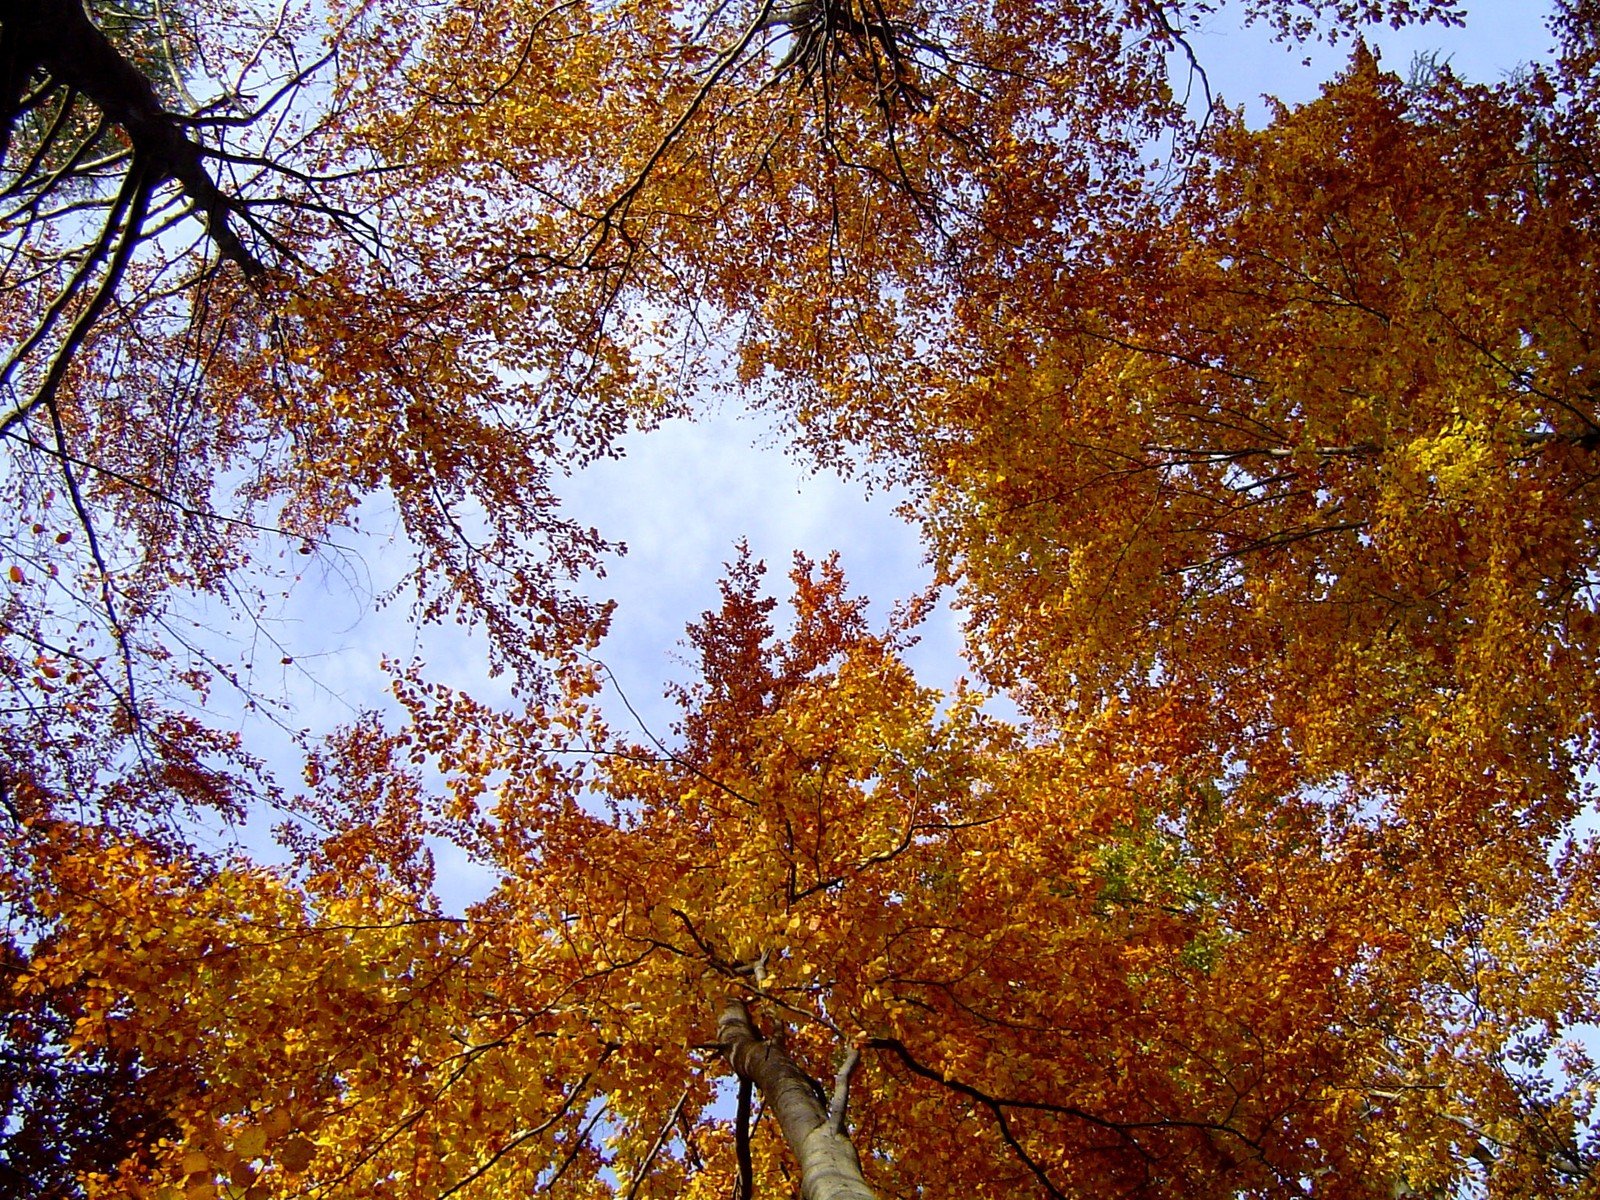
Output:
[{"xmin": 2, "ymin": 1, "xmax": 1598, "ymax": 1199}]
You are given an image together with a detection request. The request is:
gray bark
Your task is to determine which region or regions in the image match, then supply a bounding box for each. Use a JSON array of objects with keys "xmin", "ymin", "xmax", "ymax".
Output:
[{"xmin": 716, "ymin": 1001, "xmax": 879, "ymax": 1200}]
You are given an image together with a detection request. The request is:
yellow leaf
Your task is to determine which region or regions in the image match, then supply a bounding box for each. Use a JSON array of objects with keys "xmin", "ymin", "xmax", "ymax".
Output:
[{"xmin": 234, "ymin": 1126, "xmax": 267, "ymax": 1159}]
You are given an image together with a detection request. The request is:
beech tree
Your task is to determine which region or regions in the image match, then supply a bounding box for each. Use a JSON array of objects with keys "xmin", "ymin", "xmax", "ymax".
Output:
[
  {"xmin": 29, "ymin": 548, "xmax": 1599, "ymax": 1197},
  {"xmin": 0, "ymin": 0, "xmax": 624, "ymax": 846},
  {"xmin": 4, "ymin": 2, "xmax": 1599, "ymax": 1200}
]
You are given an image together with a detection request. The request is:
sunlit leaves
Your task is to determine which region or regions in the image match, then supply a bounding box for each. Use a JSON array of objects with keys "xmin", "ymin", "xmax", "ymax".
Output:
[{"xmin": 6, "ymin": 2, "xmax": 1600, "ymax": 1199}]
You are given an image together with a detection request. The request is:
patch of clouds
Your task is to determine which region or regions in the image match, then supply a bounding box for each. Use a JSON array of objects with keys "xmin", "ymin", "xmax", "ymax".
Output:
[
  {"xmin": 1188, "ymin": 0, "xmax": 1556, "ymax": 126},
  {"xmin": 560, "ymin": 405, "xmax": 960, "ymax": 745}
]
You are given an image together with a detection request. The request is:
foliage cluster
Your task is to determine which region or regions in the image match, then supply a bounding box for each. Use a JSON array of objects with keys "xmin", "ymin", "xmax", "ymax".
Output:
[{"xmin": 2, "ymin": 0, "xmax": 1598, "ymax": 1198}]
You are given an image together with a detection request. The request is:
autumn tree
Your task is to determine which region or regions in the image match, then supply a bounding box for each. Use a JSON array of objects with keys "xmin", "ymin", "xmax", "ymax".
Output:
[
  {"xmin": 0, "ymin": 0, "xmax": 632, "ymax": 847},
  {"xmin": 26, "ymin": 547, "xmax": 1596, "ymax": 1198},
  {"xmin": 1, "ymin": 3, "xmax": 660, "ymax": 1194},
  {"xmin": 5, "ymin": 2, "xmax": 1600, "ymax": 1200},
  {"xmin": 896, "ymin": 27, "xmax": 1600, "ymax": 1197}
]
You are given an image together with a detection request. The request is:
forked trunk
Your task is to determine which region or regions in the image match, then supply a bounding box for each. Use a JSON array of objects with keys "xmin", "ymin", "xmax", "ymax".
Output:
[{"xmin": 716, "ymin": 1001, "xmax": 879, "ymax": 1200}]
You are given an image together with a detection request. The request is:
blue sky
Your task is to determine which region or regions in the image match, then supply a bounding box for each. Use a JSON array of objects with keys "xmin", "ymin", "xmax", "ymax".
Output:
[{"xmin": 1203, "ymin": 1, "xmax": 1552, "ymax": 117}]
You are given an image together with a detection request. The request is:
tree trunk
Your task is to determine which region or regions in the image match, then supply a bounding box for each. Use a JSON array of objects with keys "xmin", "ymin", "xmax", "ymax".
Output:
[
  {"xmin": 716, "ymin": 1000, "xmax": 879, "ymax": 1200},
  {"xmin": 0, "ymin": 0, "xmax": 263, "ymax": 275}
]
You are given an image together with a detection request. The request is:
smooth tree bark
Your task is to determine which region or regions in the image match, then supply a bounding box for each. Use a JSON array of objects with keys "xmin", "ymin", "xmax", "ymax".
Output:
[{"xmin": 716, "ymin": 1000, "xmax": 878, "ymax": 1200}]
